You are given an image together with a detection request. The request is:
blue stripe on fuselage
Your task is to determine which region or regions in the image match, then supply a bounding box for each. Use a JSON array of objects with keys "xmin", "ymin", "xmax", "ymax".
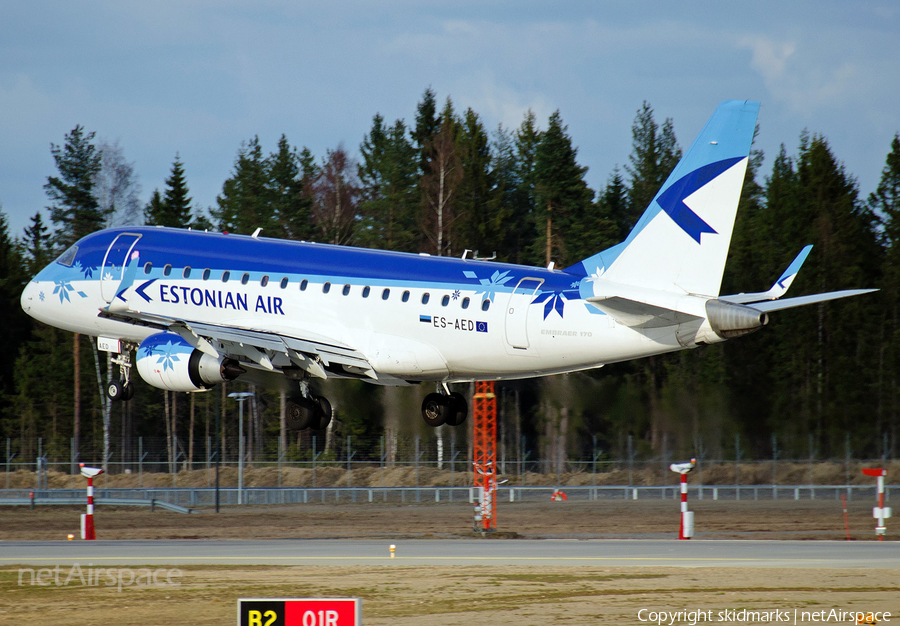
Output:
[{"xmin": 59, "ymin": 226, "xmax": 581, "ymax": 297}]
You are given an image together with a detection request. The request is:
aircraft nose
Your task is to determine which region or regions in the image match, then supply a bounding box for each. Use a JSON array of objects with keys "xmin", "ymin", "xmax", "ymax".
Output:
[{"xmin": 20, "ymin": 281, "xmax": 38, "ymax": 315}]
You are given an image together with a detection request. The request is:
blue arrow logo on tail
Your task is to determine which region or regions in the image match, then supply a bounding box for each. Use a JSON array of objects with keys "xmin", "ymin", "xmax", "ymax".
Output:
[
  {"xmin": 655, "ymin": 156, "xmax": 744, "ymax": 244},
  {"xmin": 135, "ymin": 279, "xmax": 156, "ymax": 303}
]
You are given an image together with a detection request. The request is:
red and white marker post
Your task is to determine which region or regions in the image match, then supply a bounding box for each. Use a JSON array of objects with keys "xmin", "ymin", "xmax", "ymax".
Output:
[
  {"xmin": 862, "ymin": 468, "xmax": 891, "ymax": 541},
  {"xmin": 669, "ymin": 458, "xmax": 696, "ymax": 540},
  {"xmin": 79, "ymin": 464, "xmax": 103, "ymax": 540}
]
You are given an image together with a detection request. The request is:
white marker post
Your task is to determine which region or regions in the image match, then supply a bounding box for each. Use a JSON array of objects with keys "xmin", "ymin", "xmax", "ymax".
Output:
[
  {"xmin": 79, "ymin": 464, "xmax": 103, "ymax": 540},
  {"xmin": 669, "ymin": 458, "xmax": 696, "ymax": 540},
  {"xmin": 862, "ymin": 468, "xmax": 891, "ymax": 540}
]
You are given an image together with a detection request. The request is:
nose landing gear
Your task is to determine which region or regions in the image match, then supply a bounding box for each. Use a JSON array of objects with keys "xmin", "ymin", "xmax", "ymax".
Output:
[{"xmin": 105, "ymin": 347, "xmax": 136, "ymax": 402}]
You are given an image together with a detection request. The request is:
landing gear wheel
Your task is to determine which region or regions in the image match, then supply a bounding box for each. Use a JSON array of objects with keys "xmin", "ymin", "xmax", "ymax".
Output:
[
  {"xmin": 422, "ymin": 392, "xmax": 449, "ymax": 427},
  {"xmin": 445, "ymin": 392, "xmax": 468, "ymax": 426},
  {"xmin": 106, "ymin": 380, "xmax": 124, "ymax": 402},
  {"xmin": 286, "ymin": 397, "xmax": 317, "ymax": 431},
  {"xmin": 123, "ymin": 382, "xmax": 135, "ymax": 401},
  {"xmin": 313, "ymin": 395, "xmax": 332, "ymax": 430}
]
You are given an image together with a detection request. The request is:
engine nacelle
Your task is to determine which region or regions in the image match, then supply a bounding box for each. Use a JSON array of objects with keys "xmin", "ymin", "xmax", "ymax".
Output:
[
  {"xmin": 705, "ymin": 299, "xmax": 768, "ymax": 339},
  {"xmin": 136, "ymin": 332, "xmax": 244, "ymax": 392}
]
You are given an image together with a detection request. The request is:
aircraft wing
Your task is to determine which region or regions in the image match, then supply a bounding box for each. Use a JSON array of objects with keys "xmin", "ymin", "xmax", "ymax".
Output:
[{"xmin": 98, "ymin": 308, "xmax": 374, "ymax": 380}]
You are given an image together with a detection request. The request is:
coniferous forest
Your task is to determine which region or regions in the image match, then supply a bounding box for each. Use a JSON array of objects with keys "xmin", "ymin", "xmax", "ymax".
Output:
[{"xmin": 2, "ymin": 89, "xmax": 900, "ymax": 473}]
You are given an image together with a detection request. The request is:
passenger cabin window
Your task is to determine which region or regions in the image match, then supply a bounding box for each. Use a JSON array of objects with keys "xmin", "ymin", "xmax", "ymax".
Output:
[
  {"xmin": 183, "ymin": 267, "xmax": 192, "ymax": 279},
  {"xmin": 421, "ymin": 293, "xmax": 430, "ymax": 305},
  {"xmin": 222, "ymin": 271, "xmax": 230, "ymax": 283},
  {"xmin": 462, "ymin": 297, "xmax": 470, "ymax": 309},
  {"xmin": 441, "ymin": 295, "xmax": 450, "ymax": 307},
  {"xmin": 202, "ymin": 269, "xmax": 211, "ymax": 281},
  {"xmin": 280, "ymin": 277, "xmax": 289, "ymax": 289},
  {"xmin": 342, "ymin": 284, "xmax": 351, "ymax": 296},
  {"xmin": 323, "ymin": 282, "xmax": 331, "ymax": 294},
  {"xmin": 163, "ymin": 264, "xmax": 172, "ymax": 277},
  {"xmin": 402, "ymin": 290, "xmax": 410, "ymax": 302},
  {"xmin": 382, "ymin": 288, "xmax": 390, "ymax": 300},
  {"xmin": 300, "ymin": 279, "xmax": 308, "ymax": 291},
  {"xmin": 143, "ymin": 262, "xmax": 153, "ymax": 274},
  {"xmin": 241, "ymin": 273, "xmax": 250, "ymax": 285},
  {"xmin": 260, "ymin": 275, "xmax": 269, "ymax": 287},
  {"xmin": 362, "ymin": 286, "xmax": 370, "ymax": 298},
  {"xmin": 481, "ymin": 299, "xmax": 491, "ymax": 311}
]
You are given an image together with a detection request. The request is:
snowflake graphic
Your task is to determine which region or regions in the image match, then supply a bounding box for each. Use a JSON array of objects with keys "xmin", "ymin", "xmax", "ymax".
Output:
[
  {"xmin": 151, "ymin": 341, "xmax": 183, "ymax": 371},
  {"xmin": 531, "ymin": 285, "xmax": 583, "ymax": 320},
  {"xmin": 38, "ymin": 291, "xmax": 45, "ymax": 302},
  {"xmin": 52, "ymin": 280, "xmax": 75, "ymax": 303},
  {"xmin": 463, "ymin": 269, "xmax": 514, "ymax": 303},
  {"xmin": 452, "ymin": 290, "xmax": 461, "ymax": 300},
  {"xmin": 75, "ymin": 261, "xmax": 95, "ymax": 279},
  {"xmin": 532, "ymin": 290, "xmax": 567, "ymax": 320},
  {"xmin": 570, "ymin": 281, "xmax": 581, "ymax": 289}
]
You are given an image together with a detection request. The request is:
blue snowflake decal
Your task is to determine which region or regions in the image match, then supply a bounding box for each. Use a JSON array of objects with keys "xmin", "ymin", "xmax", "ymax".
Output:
[
  {"xmin": 531, "ymin": 286, "xmax": 582, "ymax": 320},
  {"xmin": 452, "ymin": 290, "xmax": 460, "ymax": 300},
  {"xmin": 39, "ymin": 291, "xmax": 45, "ymax": 302},
  {"xmin": 52, "ymin": 280, "xmax": 75, "ymax": 303},
  {"xmin": 150, "ymin": 341, "xmax": 183, "ymax": 371},
  {"xmin": 463, "ymin": 269, "xmax": 514, "ymax": 303},
  {"xmin": 75, "ymin": 261, "xmax": 96, "ymax": 279}
]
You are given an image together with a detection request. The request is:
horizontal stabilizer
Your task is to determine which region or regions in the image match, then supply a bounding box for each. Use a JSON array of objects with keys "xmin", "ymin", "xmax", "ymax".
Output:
[
  {"xmin": 721, "ymin": 245, "xmax": 813, "ymax": 304},
  {"xmin": 747, "ymin": 289, "xmax": 878, "ymax": 313}
]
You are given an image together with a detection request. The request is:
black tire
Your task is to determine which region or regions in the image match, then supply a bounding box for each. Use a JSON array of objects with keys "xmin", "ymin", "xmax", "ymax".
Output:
[
  {"xmin": 286, "ymin": 397, "xmax": 316, "ymax": 431},
  {"xmin": 313, "ymin": 395, "xmax": 332, "ymax": 430},
  {"xmin": 123, "ymin": 382, "xmax": 136, "ymax": 401},
  {"xmin": 445, "ymin": 392, "xmax": 468, "ymax": 426},
  {"xmin": 421, "ymin": 392, "xmax": 449, "ymax": 427},
  {"xmin": 106, "ymin": 380, "xmax": 124, "ymax": 402}
]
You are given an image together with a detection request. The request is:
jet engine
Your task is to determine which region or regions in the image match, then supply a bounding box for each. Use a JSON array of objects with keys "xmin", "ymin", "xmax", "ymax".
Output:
[
  {"xmin": 136, "ymin": 332, "xmax": 244, "ymax": 392},
  {"xmin": 705, "ymin": 299, "xmax": 768, "ymax": 339}
]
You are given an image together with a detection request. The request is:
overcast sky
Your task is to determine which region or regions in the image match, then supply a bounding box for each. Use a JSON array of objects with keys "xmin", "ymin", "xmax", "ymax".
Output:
[{"xmin": 1, "ymin": 1, "xmax": 898, "ymax": 239}]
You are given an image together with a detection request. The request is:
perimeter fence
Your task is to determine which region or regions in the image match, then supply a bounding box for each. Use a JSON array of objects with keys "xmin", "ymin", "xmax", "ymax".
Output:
[{"xmin": 4, "ymin": 434, "xmax": 897, "ymax": 494}]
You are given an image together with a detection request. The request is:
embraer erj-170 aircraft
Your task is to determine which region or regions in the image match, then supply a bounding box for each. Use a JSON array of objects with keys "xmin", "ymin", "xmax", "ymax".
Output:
[{"xmin": 21, "ymin": 101, "xmax": 874, "ymax": 431}]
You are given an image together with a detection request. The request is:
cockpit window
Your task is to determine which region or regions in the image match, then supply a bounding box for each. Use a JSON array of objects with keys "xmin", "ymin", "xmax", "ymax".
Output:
[{"xmin": 56, "ymin": 246, "xmax": 78, "ymax": 267}]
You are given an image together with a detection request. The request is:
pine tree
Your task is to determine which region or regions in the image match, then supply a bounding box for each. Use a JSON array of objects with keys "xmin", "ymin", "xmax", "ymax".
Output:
[
  {"xmin": 212, "ymin": 138, "xmax": 271, "ymax": 234},
  {"xmin": 871, "ymin": 134, "xmax": 900, "ymax": 456},
  {"xmin": 624, "ymin": 102, "xmax": 681, "ymax": 233},
  {"xmin": 454, "ymin": 108, "xmax": 498, "ymax": 256},
  {"xmin": 532, "ymin": 110, "xmax": 594, "ymax": 267},
  {"xmin": 268, "ymin": 135, "xmax": 313, "ymax": 241},
  {"xmin": 413, "ymin": 87, "xmax": 440, "ymax": 175},
  {"xmin": 358, "ymin": 115, "xmax": 419, "ymax": 251},
  {"xmin": 45, "ymin": 125, "xmax": 105, "ymax": 249}
]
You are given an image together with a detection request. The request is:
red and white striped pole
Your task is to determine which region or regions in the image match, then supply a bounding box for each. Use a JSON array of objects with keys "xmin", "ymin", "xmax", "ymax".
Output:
[
  {"xmin": 670, "ymin": 458, "xmax": 696, "ymax": 540},
  {"xmin": 79, "ymin": 464, "xmax": 103, "ymax": 540},
  {"xmin": 862, "ymin": 468, "xmax": 891, "ymax": 541}
]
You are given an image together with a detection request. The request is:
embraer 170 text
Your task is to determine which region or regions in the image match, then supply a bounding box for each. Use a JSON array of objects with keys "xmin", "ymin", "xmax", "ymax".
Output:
[{"xmin": 21, "ymin": 101, "xmax": 875, "ymax": 429}]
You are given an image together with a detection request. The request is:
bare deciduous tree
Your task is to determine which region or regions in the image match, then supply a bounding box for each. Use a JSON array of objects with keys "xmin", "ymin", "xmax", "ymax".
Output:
[
  {"xmin": 94, "ymin": 139, "xmax": 142, "ymax": 227},
  {"xmin": 310, "ymin": 145, "xmax": 360, "ymax": 245}
]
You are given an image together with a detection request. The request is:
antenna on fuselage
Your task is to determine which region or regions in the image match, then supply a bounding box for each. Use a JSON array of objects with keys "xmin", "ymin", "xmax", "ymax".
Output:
[{"xmin": 251, "ymin": 228, "xmax": 263, "ymax": 238}]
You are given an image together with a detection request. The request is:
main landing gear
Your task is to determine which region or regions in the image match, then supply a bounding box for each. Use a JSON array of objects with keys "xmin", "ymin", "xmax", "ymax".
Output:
[
  {"xmin": 106, "ymin": 349, "xmax": 136, "ymax": 403},
  {"xmin": 421, "ymin": 387, "xmax": 468, "ymax": 427},
  {"xmin": 286, "ymin": 388, "xmax": 332, "ymax": 432}
]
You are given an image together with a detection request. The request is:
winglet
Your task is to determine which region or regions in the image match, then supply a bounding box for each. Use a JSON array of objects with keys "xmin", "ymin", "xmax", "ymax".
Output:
[{"xmin": 720, "ymin": 245, "xmax": 813, "ymax": 304}]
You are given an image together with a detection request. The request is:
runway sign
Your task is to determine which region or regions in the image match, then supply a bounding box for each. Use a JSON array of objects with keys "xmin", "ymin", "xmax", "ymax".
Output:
[{"xmin": 238, "ymin": 598, "xmax": 361, "ymax": 626}]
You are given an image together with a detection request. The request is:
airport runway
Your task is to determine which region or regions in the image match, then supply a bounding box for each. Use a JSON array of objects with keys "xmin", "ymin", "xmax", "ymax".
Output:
[{"xmin": 1, "ymin": 539, "xmax": 898, "ymax": 568}]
